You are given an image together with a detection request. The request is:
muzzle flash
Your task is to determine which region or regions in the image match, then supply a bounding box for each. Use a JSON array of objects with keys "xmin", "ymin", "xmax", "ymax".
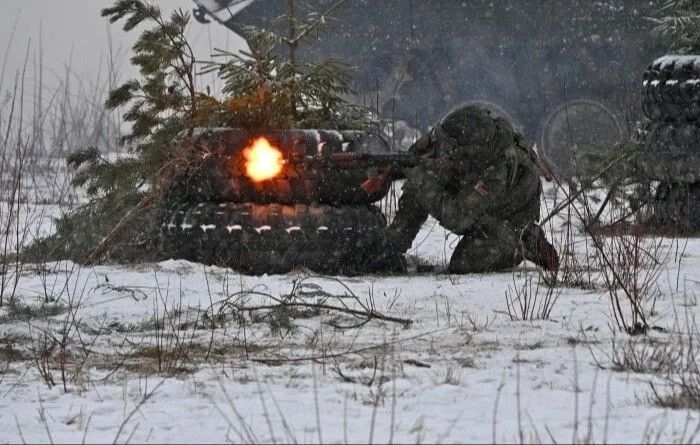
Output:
[{"xmin": 243, "ymin": 137, "xmax": 284, "ymax": 182}]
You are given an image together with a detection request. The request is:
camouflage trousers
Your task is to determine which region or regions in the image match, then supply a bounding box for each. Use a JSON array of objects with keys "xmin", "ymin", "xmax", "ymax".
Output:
[{"xmin": 385, "ymin": 189, "xmax": 532, "ymax": 273}]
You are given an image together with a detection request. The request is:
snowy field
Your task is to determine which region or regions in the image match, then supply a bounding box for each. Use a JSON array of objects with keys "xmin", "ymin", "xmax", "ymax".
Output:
[
  {"xmin": 2, "ymin": 0, "xmax": 695, "ymax": 442},
  {"xmin": 1, "ymin": 175, "xmax": 700, "ymax": 444}
]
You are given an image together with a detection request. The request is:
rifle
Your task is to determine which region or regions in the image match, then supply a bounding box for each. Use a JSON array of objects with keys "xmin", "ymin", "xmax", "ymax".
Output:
[
  {"xmin": 285, "ymin": 151, "xmax": 423, "ymax": 195},
  {"xmin": 287, "ymin": 151, "xmax": 421, "ymax": 171},
  {"xmin": 282, "ymin": 129, "xmax": 554, "ymax": 197},
  {"xmin": 285, "ymin": 140, "xmax": 471, "ymax": 177}
]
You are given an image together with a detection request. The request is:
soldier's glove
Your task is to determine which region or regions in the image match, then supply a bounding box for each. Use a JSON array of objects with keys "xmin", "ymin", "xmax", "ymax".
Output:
[{"xmin": 519, "ymin": 223, "xmax": 559, "ymax": 272}]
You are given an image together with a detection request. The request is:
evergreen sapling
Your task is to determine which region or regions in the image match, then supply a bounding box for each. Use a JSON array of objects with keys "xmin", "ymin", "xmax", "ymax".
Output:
[{"xmin": 24, "ymin": 0, "xmax": 377, "ymax": 265}]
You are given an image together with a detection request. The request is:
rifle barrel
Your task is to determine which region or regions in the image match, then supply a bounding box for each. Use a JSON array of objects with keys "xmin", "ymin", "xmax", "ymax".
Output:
[{"xmin": 290, "ymin": 151, "xmax": 419, "ymax": 169}]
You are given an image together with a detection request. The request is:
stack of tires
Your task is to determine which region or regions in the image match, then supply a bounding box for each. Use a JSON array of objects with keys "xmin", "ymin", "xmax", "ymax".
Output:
[
  {"xmin": 637, "ymin": 55, "xmax": 700, "ymax": 229},
  {"xmin": 160, "ymin": 128, "xmax": 398, "ymax": 275}
]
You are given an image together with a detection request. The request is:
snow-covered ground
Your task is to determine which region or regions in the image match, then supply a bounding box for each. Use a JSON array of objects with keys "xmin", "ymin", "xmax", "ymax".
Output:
[{"xmin": 1, "ymin": 179, "xmax": 700, "ymax": 444}]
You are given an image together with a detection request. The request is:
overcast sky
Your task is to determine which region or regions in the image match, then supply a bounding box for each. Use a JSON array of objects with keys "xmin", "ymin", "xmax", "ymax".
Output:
[{"xmin": 0, "ymin": 0, "xmax": 245, "ymax": 94}]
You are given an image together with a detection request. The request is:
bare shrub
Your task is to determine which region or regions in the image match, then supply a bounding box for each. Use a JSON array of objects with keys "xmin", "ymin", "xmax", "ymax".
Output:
[
  {"xmin": 0, "ymin": 24, "xmax": 123, "ymax": 271},
  {"xmin": 610, "ymin": 335, "xmax": 680, "ymax": 374},
  {"xmin": 126, "ymin": 272, "xmax": 202, "ymax": 375},
  {"xmin": 11, "ymin": 265, "xmax": 100, "ymax": 393},
  {"xmin": 595, "ymin": 223, "xmax": 670, "ymax": 335},
  {"xmin": 432, "ymin": 361, "xmax": 461, "ymax": 386},
  {"xmin": 0, "ymin": 31, "xmax": 130, "ymax": 394},
  {"xmin": 593, "ymin": 298, "xmax": 700, "ymax": 412},
  {"xmin": 28, "ymin": 327, "xmax": 57, "ymax": 389},
  {"xmin": 1, "ymin": 71, "xmax": 33, "ymax": 305},
  {"xmin": 549, "ymin": 192, "xmax": 596, "ymax": 290},
  {"xmin": 652, "ymin": 373, "xmax": 700, "ymax": 411},
  {"xmin": 504, "ymin": 271, "xmax": 560, "ymax": 321},
  {"xmin": 649, "ymin": 308, "xmax": 700, "ymax": 411},
  {"xmin": 539, "ymin": 150, "xmax": 638, "ymax": 291},
  {"xmin": 545, "ymin": 162, "xmax": 673, "ymax": 335},
  {"xmin": 53, "ymin": 266, "xmax": 92, "ymax": 393}
]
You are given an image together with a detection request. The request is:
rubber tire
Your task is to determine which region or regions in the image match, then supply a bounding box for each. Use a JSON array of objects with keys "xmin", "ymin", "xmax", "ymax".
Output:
[
  {"xmin": 161, "ymin": 202, "xmax": 394, "ymax": 275},
  {"xmin": 642, "ymin": 55, "xmax": 700, "ymax": 122},
  {"xmin": 169, "ymin": 129, "xmax": 393, "ymax": 206},
  {"xmin": 643, "ymin": 55, "xmax": 700, "ymax": 83},
  {"xmin": 647, "ymin": 181, "xmax": 700, "ymax": 231},
  {"xmin": 635, "ymin": 120, "xmax": 700, "ymax": 181},
  {"xmin": 637, "ymin": 120, "xmax": 700, "ymax": 153}
]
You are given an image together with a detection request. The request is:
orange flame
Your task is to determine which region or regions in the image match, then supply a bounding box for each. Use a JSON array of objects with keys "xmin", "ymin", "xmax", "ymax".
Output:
[{"xmin": 243, "ymin": 137, "xmax": 284, "ymax": 182}]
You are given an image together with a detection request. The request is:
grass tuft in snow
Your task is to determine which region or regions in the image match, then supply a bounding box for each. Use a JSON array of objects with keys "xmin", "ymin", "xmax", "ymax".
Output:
[{"xmin": 0, "ymin": 296, "xmax": 67, "ymax": 323}]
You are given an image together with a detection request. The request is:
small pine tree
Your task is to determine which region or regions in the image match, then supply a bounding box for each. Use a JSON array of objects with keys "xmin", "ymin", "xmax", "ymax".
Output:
[
  {"xmin": 72, "ymin": 0, "xmax": 199, "ymax": 197},
  {"xmin": 573, "ymin": 139, "xmax": 653, "ymax": 227},
  {"xmin": 652, "ymin": 0, "xmax": 700, "ymax": 53},
  {"xmin": 200, "ymin": 0, "xmax": 375, "ymax": 130},
  {"xmin": 24, "ymin": 1, "xmax": 201, "ymax": 264},
  {"xmin": 24, "ymin": 0, "xmax": 376, "ymax": 264}
]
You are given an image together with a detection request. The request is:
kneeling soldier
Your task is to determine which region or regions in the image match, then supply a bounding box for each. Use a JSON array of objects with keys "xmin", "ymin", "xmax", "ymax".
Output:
[{"xmin": 382, "ymin": 105, "xmax": 559, "ymax": 273}]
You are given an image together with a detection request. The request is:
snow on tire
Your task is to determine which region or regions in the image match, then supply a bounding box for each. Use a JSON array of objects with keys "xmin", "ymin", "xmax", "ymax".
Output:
[
  {"xmin": 161, "ymin": 202, "xmax": 391, "ymax": 275},
  {"xmin": 642, "ymin": 55, "xmax": 700, "ymax": 122}
]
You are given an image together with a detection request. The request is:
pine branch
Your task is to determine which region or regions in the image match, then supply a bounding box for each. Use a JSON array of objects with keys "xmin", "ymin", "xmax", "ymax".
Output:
[
  {"xmin": 652, "ymin": 0, "xmax": 700, "ymax": 53},
  {"xmin": 85, "ymin": 138, "xmax": 198, "ymax": 265},
  {"xmin": 281, "ymin": 0, "xmax": 345, "ymax": 47},
  {"xmin": 85, "ymin": 1, "xmax": 199, "ymax": 264}
]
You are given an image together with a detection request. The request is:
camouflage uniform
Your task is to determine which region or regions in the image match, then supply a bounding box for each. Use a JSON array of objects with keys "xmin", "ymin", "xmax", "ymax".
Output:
[{"xmin": 386, "ymin": 105, "xmax": 558, "ymax": 273}]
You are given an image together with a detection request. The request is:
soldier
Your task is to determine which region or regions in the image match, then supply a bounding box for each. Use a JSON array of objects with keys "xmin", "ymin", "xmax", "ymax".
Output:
[{"xmin": 381, "ymin": 105, "xmax": 559, "ymax": 273}]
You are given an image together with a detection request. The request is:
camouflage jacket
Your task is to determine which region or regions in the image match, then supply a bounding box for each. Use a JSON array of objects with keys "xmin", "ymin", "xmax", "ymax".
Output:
[{"xmin": 402, "ymin": 107, "xmax": 541, "ymax": 234}]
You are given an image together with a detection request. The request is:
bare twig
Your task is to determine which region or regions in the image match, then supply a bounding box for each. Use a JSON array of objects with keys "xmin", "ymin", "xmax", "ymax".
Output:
[
  {"xmin": 215, "ymin": 277, "xmax": 412, "ymax": 331},
  {"xmin": 112, "ymin": 379, "xmax": 165, "ymax": 444}
]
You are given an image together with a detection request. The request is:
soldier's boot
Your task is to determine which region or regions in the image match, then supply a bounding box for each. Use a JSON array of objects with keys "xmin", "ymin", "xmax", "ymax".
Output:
[
  {"xmin": 448, "ymin": 226, "xmax": 523, "ymax": 273},
  {"xmin": 519, "ymin": 223, "xmax": 559, "ymax": 272}
]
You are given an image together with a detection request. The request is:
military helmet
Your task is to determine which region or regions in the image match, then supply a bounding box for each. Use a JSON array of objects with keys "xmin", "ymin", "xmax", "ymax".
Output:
[
  {"xmin": 440, "ymin": 105, "xmax": 496, "ymax": 146},
  {"xmin": 438, "ymin": 105, "xmax": 515, "ymax": 163}
]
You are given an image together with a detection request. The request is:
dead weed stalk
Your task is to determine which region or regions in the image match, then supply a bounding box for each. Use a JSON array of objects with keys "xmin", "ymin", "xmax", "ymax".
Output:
[
  {"xmin": 143, "ymin": 272, "xmax": 202, "ymax": 374},
  {"xmin": 649, "ymin": 304, "xmax": 700, "ymax": 411},
  {"xmin": 595, "ymin": 223, "xmax": 670, "ymax": 335},
  {"xmin": 505, "ymin": 271, "xmax": 560, "ymax": 321}
]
